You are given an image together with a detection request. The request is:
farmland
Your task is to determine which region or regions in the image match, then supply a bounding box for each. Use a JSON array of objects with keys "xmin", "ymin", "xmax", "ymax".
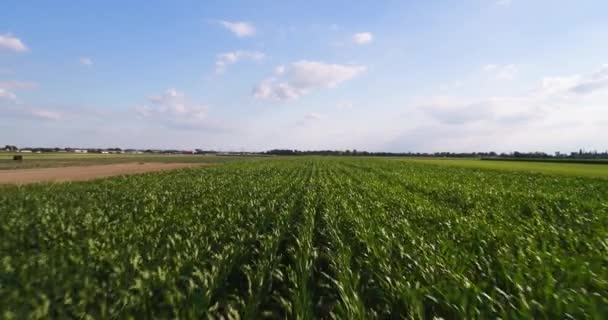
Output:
[
  {"xmin": 0, "ymin": 153, "xmax": 259, "ymax": 170},
  {"xmin": 0, "ymin": 162, "xmax": 210, "ymax": 185},
  {"xmin": 1, "ymin": 158, "xmax": 607, "ymax": 319},
  {"xmin": 402, "ymin": 157, "xmax": 608, "ymax": 178}
]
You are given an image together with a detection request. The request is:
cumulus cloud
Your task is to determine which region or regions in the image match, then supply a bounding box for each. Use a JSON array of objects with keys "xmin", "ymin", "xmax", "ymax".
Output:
[
  {"xmin": 79, "ymin": 57, "xmax": 93, "ymax": 66},
  {"xmin": 424, "ymin": 100, "xmax": 492, "ymax": 125},
  {"xmin": 0, "ymin": 93, "xmax": 63, "ymax": 121},
  {"xmin": 219, "ymin": 21, "xmax": 256, "ymax": 37},
  {"xmin": 0, "ymin": 80, "xmax": 38, "ymax": 90},
  {"xmin": 215, "ymin": 50, "xmax": 264, "ymax": 73},
  {"xmin": 274, "ymin": 65, "xmax": 286, "ymax": 75},
  {"xmin": 0, "ymin": 88, "xmax": 17, "ymax": 101},
  {"xmin": 420, "ymin": 96, "xmax": 541, "ymax": 126},
  {"xmin": 391, "ymin": 99, "xmax": 603, "ymax": 153},
  {"xmin": 540, "ymin": 76, "xmax": 580, "ymax": 96},
  {"xmin": 137, "ymin": 88, "xmax": 207, "ymax": 120},
  {"xmin": 390, "ymin": 102, "xmax": 589, "ymax": 153},
  {"xmin": 483, "ymin": 64, "xmax": 518, "ymax": 80},
  {"xmin": 29, "ymin": 109, "xmax": 62, "ymax": 120},
  {"xmin": 540, "ymin": 65, "xmax": 608, "ymax": 96},
  {"xmin": 0, "ymin": 80, "xmax": 38, "ymax": 103},
  {"xmin": 439, "ymin": 80, "xmax": 463, "ymax": 91},
  {"xmin": 253, "ymin": 60, "xmax": 366, "ymax": 101},
  {"xmin": 305, "ymin": 112, "xmax": 323, "ymax": 121},
  {"xmin": 253, "ymin": 80, "xmax": 304, "ymax": 101},
  {"xmin": 336, "ymin": 101, "xmax": 353, "ymax": 110},
  {"xmin": 133, "ymin": 88, "xmax": 218, "ymax": 131},
  {"xmin": 289, "ymin": 61, "xmax": 366, "ymax": 88},
  {"xmin": 568, "ymin": 65, "xmax": 608, "ymax": 94},
  {"xmin": 0, "ymin": 33, "xmax": 28, "ymax": 52},
  {"xmin": 414, "ymin": 66, "xmax": 608, "ymax": 132},
  {"xmin": 352, "ymin": 32, "xmax": 373, "ymax": 45},
  {"xmin": 5, "ymin": 107, "xmax": 64, "ymax": 121},
  {"xmin": 0, "ymin": 79, "xmax": 60, "ymax": 120},
  {"xmin": 296, "ymin": 112, "xmax": 325, "ymax": 126}
]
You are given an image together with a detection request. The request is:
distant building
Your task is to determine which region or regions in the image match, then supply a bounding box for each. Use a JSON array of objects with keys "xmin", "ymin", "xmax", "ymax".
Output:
[{"xmin": 74, "ymin": 149, "xmax": 88, "ymax": 153}]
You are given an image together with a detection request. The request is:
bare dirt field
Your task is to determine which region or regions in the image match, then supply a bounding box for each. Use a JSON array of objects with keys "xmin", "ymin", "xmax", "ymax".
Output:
[{"xmin": 0, "ymin": 162, "xmax": 205, "ymax": 185}]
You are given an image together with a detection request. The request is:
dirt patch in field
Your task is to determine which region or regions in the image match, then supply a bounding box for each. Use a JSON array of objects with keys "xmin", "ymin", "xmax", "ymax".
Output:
[{"xmin": 0, "ymin": 162, "xmax": 207, "ymax": 185}]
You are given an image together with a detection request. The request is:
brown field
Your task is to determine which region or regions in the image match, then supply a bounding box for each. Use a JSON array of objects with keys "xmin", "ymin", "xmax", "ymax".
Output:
[{"xmin": 0, "ymin": 162, "xmax": 205, "ymax": 185}]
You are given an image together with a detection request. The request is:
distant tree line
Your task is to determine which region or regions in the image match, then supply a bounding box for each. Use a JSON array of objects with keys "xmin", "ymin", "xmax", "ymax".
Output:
[
  {"xmin": 2, "ymin": 146, "xmax": 239, "ymax": 155},
  {"xmin": 4, "ymin": 145, "xmax": 608, "ymax": 160},
  {"xmin": 264, "ymin": 149, "xmax": 608, "ymax": 159},
  {"xmin": 265, "ymin": 149, "xmax": 500, "ymax": 157}
]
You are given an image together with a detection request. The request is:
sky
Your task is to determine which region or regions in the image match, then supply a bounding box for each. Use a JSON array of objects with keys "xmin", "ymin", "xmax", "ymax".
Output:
[{"xmin": 1, "ymin": 0, "xmax": 608, "ymax": 152}]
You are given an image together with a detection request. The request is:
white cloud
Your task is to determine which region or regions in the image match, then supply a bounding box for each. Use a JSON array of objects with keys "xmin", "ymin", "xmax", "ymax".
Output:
[
  {"xmin": 568, "ymin": 65, "xmax": 608, "ymax": 94},
  {"xmin": 274, "ymin": 65, "xmax": 286, "ymax": 75},
  {"xmin": 29, "ymin": 109, "xmax": 62, "ymax": 120},
  {"xmin": 135, "ymin": 88, "xmax": 214, "ymax": 130},
  {"xmin": 294, "ymin": 112, "xmax": 325, "ymax": 127},
  {"xmin": 352, "ymin": 32, "xmax": 373, "ymax": 45},
  {"xmin": 497, "ymin": 0, "xmax": 512, "ymax": 6},
  {"xmin": 219, "ymin": 21, "xmax": 256, "ymax": 37},
  {"xmin": 142, "ymin": 88, "xmax": 207, "ymax": 120},
  {"xmin": 79, "ymin": 57, "xmax": 93, "ymax": 66},
  {"xmin": 0, "ymin": 33, "xmax": 28, "ymax": 52},
  {"xmin": 541, "ymin": 65, "xmax": 608, "ymax": 96},
  {"xmin": 0, "ymin": 88, "xmax": 17, "ymax": 101},
  {"xmin": 0, "ymin": 79, "xmax": 60, "ymax": 120},
  {"xmin": 253, "ymin": 79, "xmax": 304, "ymax": 101},
  {"xmin": 0, "ymin": 93, "xmax": 63, "ymax": 121},
  {"xmin": 540, "ymin": 76, "xmax": 581, "ymax": 96},
  {"xmin": 296, "ymin": 112, "xmax": 325, "ymax": 126},
  {"xmin": 421, "ymin": 65, "xmax": 608, "ymax": 126},
  {"xmin": 0, "ymin": 80, "xmax": 38, "ymax": 90},
  {"xmin": 336, "ymin": 101, "xmax": 353, "ymax": 110},
  {"xmin": 483, "ymin": 64, "xmax": 518, "ymax": 80},
  {"xmin": 253, "ymin": 60, "xmax": 366, "ymax": 101},
  {"xmin": 0, "ymin": 80, "xmax": 37, "ymax": 103},
  {"xmin": 305, "ymin": 112, "xmax": 323, "ymax": 121},
  {"xmin": 396, "ymin": 64, "xmax": 608, "ymax": 152},
  {"xmin": 289, "ymin": 60, "xmax": 366, "ymax": 88},
  {"xmin": 215, "ymin": 50, "xmax": 264, "ymax": 73},
  {"xmin": 391, "ymin": 99, "xmax": 604, "ymax": 153},
  {"xmin": 419, "ymin": 96, "xmax": 540, "ymax": 125},
  {"xmin": 439, "ymin": 80, "xmax": 463, "ymax": 91}
]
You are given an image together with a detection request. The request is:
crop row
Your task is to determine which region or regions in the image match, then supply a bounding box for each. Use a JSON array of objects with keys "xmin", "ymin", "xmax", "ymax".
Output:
[{"xmin": 1, "ymin": 158, "xmax": 606, "ymax": 319}]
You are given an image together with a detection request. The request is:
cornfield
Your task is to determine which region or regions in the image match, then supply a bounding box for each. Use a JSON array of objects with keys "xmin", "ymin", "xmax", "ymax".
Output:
[{"xmin": 1, "ymin": 158, "xmax": 607, "ymax": 319}]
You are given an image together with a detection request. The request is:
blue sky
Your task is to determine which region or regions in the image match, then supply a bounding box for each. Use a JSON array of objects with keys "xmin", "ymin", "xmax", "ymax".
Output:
[{"xmin": 1, "ymin": 0, "xmax": 608, "ymax": 152}]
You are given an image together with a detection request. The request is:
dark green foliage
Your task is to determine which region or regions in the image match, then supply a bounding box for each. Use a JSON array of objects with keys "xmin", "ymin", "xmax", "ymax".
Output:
[{"xmin": 1, "ymin": 159, "xmax": 607, "ymax": 319}]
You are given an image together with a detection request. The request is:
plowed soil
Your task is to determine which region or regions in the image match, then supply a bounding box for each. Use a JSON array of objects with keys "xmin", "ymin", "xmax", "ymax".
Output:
[{"xmin": 0, "ymin": 162, "xmax": 203, "ymax": 184}]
